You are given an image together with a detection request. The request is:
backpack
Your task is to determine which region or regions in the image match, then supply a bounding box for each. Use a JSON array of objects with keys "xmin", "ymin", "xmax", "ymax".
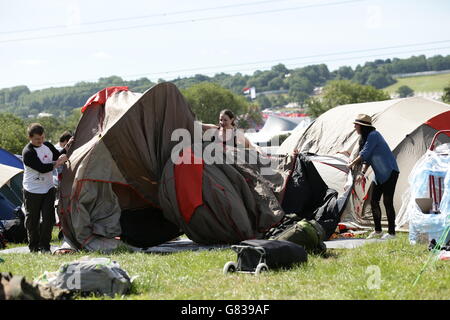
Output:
[
  {"xmin": 269, "ymin": 218, "xmax": 327, "ymax": 254},
  {"xmin": 35, "ymin": 257, "xmax": 131, "ymax": 297}
]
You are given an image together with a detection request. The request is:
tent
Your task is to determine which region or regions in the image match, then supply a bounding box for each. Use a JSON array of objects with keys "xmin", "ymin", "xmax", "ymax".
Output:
[
  {"xmin": 0, "ymin": 148, "xmax": 26, "ymax": 243},
  {"xmin": 0, "ymin": 148, "xmax": 23, "ymax": 208},
  {"xmin": 245, "ymin": 115, "xmax": 307, "ymax": 147},
  {"xmin": 59, "ymin": 83, "xmax": 285, "ymax": 250},
  {"xmin": 59, "ymin": 83, "xmax": 194, "ymax": 250},
  {"xmin": 278, "ymin": 97, "xmax": 450, "ymax": 229}
]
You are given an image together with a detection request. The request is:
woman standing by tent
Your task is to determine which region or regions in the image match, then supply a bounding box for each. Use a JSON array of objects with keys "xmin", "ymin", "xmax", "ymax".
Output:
[
  {"xmin": 347, "ymin": 114, "xmax": 400, "ymax": 240},
  {"xmin": 201, "ymin": 109, "xmax": 262, "ymax": 153}
]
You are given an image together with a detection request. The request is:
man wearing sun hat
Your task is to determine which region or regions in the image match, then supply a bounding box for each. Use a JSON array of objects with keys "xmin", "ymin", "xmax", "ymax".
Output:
[{"xmin": 347, "ymin": 114, "xmax": 400, "ymax": 240}]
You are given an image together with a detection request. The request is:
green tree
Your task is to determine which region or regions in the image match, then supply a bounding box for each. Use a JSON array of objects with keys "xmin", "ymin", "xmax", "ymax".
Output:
[
  {"xmin": 396, "ymin": 85, "xmax": 414, "ymax": 98},
  {"xmin": 182, "ymin": 82, "xmax": 249, "ymax": 124},
  {"xmin": 271, "ymin": 63, "xmax": 289, "ymax": 75},
  {"xmin": 25, "ymin": 117, "xmax": 62, "ymax": 143},
  {"xmin": 332, "ymin": 66, "xmax": 354, "ymax": 80},
  {"xmin": 256, "ymin": 95, "xmax": 272, "ymax": 109},
  {"xmin": 61, "ymin": 108, "xmax": 82, "ymax": 133},
  {"xmin": 0, "ymin": 113, "xmax": 28, "ymax": 154},
  {"xmin": 269, "ymin": 94, "xmax": 288, "ymax": 107},
  {"xmin": 366, "ymin": 70, "xmax": 395, "ymax": 89},
  {"xmin": 442, "ymin": 83, "xmax": 450, "ymax": 104},
  {"xmin": 288, "ymin": 76, "xmax": 314, "ymax": 104},
  {"xmin": 268, "ymin": 77, "xmax": 285, "ymax": 91},
  {"xmin": 305, "ymin": 80, "xmax": 390, "ymax": 118},
  {"xmin": 304, "ymin": 97, "xmax": 329, "ymax": 118},
  {"xmin": 237, "ymin": 104, "xmax": 264, "ymax": 129}
]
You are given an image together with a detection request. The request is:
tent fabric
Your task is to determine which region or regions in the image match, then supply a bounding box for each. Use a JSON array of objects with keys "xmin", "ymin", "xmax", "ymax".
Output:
[
  {"xmin": 279, "ymin": 97, "xmax": 450, "ymax": 229},
  {"xmin": 278, "ymin": 153, "xmax": 352, "ymax": 238},
  {"xmin": 59, "ymin": 83, "xmax": 197, "ymax": 249},
  {"xmin": 275, "ymin": 124, "xmax": 308, "ymax": 156},
  {"xmin": 281, "ymin": 153, "xmax": 329, "ymax": 216},
  {"xmin": 0, "ymin": 148, "xmax": 24, "ymax": 196},
  {"xmin": 425, "ymin": 110, "xmax": 450, "ymax": 135},
  {"xmin": 0, "ymin": 193, "xmax": 16, "ymax": 221},
  {"xmin": 0, "ymin": 148, "xmax": 24, "ymax": 210},
  {"xmin": 0, "ymin": 164, "xmax": 22, "ymax": 190},
  {"xmin": 159, "ymin": 145, "xmax": 285, "ymax": 244},
  {"xmin": 80, "ymin": 86, "xmax": 129, "ymax": 113},
  {"xmin": 0, "ymin": 148, "xmax": 23, "ymax": 169},
  {"xmin": 174, "ymin": 148, "xmax": 204, "ymax": 224},
  {"xmin": 245, "ymin": 115, "xmax": 307, "ymax": 146}
]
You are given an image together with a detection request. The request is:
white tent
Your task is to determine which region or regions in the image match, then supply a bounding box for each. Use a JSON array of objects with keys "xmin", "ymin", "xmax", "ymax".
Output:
[
  {"xmin": 0, "ymin": 163, "xmax": 22, "ymax": 189},
  {"xmin": 279, "ymin": 97, "xmax": 450, "ymax": 229},
  {"xmin": 245, "ymin": 115, "xmax": 307, "ymax": 145}
]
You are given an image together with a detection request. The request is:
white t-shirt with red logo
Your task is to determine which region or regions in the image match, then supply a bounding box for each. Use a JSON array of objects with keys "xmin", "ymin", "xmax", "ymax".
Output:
[{"xmin": 23, "ymin": 143, "xmax": 57, "ymax": 194}]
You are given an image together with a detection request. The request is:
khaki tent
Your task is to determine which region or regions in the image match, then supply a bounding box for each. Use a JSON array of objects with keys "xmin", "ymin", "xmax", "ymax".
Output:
[
  {"xmin": 59, "ymin": 83, "xmax": 284, "ymax": 250},
  {"xmin": 278, "ymin": 97, "xmax": 450, "ymax": 229},
  {"xmin": 59, "ymin": 83, "xmax": 196, "ymax": 250}
]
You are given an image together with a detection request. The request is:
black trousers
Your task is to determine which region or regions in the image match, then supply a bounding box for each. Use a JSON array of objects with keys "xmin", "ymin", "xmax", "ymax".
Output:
[
  {"xmin": 23, "ymin": 188, "xmax": 56, "ymax": 251},
  {"xmin": 370, "ymin": 171, "xmax": 399, "ymax": 235}
]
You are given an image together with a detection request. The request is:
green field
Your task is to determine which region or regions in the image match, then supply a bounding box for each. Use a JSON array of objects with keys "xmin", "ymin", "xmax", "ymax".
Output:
[
  {"xmin": 1, "ymin": 231, "xmax": 449, "ymax": 300},
  {"xmin": 384, "ymin": 72, "xmax": 450, "ymax": 94}
]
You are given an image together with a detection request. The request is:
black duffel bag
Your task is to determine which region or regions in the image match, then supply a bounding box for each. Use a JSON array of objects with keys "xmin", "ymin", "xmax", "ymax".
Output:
[{"xmin": 234, "ymin": 239, "xmax": 307, "ymax": 272}]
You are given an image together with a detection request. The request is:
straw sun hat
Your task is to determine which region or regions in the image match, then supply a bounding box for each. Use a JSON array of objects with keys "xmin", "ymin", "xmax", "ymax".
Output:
[{"xmin": 353, "ymin": 114, "xmax": 373, "ymax": 127}]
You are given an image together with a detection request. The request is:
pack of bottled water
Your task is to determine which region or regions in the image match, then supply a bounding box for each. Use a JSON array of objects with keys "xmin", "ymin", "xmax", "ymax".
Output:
[{"xmin": 407, "ymin": 143, "xmax": 450, "ymax": 244}]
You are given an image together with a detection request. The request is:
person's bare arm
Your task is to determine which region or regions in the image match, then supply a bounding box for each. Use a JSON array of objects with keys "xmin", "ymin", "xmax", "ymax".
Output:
[
  {"xmin": 347, "ymin": 155, "xmax": 363, "ymax": 169},
  {"xmin": 201, "ymin": 123, "xmax": 219, "ymax": 131}
]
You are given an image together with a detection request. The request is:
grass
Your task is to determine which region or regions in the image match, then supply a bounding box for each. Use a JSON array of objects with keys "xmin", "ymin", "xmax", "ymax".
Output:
[
  {"xmin": 384, "ymin": 72, "xmax": 450, "ymax": 94},
  {"xmin": 1, "ymin": 230, "xmax": 449, "ymax": 300}
]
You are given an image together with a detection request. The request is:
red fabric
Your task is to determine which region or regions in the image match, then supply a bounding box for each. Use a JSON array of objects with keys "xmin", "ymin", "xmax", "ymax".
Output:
[
  {"xmin": 425, "ymin": 111, "xmax": 450, "ymax": 137},
  {"xmin": 174, "ymin": 147, "xmax": 204, "ymax": 223},
  {"xmin": 81, "ymin": 86, "xmax": 129, "ymax": 113}
]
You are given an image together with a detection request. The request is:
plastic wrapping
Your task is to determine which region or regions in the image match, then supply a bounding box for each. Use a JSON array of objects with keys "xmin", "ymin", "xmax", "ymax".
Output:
[{"xmin": 407, "ymin": 145, "xmax": 450, "ymax": 244}]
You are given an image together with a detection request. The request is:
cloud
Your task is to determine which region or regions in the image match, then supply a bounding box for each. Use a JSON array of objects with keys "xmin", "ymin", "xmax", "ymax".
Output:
[{"xmin": 92, "ymin": 51, "xmax": 113, "ymax": 59}]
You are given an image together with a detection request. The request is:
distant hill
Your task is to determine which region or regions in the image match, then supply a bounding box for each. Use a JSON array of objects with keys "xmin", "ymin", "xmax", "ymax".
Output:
[
  {"xmin": 384, "ymin": 71, "xmax": 450, "ymax": 95},
  {"xmin": 2, "ymin": 54, "xmax": 450, "ymax": 118}
]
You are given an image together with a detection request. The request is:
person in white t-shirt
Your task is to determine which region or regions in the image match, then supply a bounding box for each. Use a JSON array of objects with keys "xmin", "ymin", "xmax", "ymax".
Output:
[{"xmin": 22, "ymin": 123, "xmax": 68, "ymax": 253}]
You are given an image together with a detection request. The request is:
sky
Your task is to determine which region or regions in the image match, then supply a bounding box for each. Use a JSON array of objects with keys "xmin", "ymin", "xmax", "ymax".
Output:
[{"xmin": 1, "ymin": 0, "xmax": 450, "ymax": 91}]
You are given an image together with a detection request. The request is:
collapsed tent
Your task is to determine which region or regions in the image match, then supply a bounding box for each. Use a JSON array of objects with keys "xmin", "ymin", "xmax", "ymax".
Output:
[
  {"xmin": 59, "ymin": 83, "xmax": 194, "ymax": 250},
  {"xmin": 158, "ymin": 146, "xmax": 285, "ymax": 244},
  {"xmin": 59, "ymin": 83, "xmax": 287, "ymax": 250},
  {"xmin": 278, "ymin": 97, "xmax": 450, "ymax": 229}
]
